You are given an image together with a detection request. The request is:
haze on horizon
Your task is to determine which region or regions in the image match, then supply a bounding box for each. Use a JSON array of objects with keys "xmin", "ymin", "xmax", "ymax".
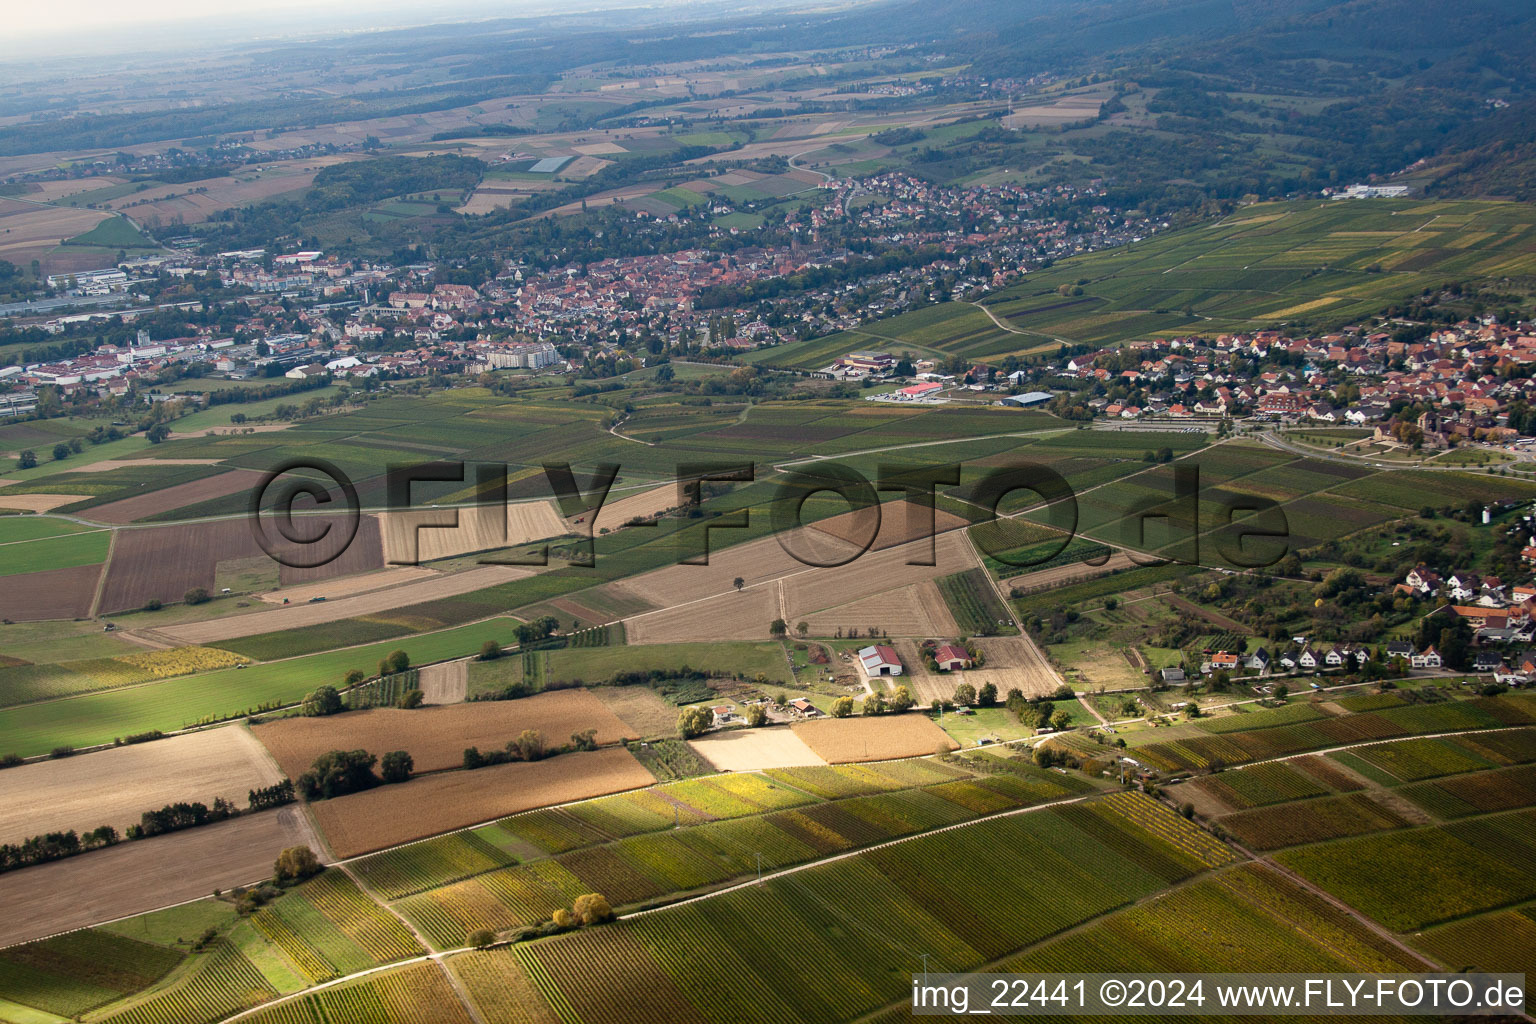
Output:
[{"xmin": 0, "ymin": 0, "xmax": 710, "ymax": 61}]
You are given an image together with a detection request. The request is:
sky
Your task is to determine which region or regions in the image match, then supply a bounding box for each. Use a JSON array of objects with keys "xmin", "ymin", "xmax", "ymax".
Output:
[{"xmin": 0, "ymin": 0, "xmax": 581, "ymax": 56}]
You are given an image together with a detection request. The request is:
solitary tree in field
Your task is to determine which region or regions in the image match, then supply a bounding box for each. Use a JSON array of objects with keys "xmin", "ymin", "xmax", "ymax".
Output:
[
  {"xmin": 769, "ymin": 618, "xmax": 788, "ymax": 638},
  {"xmin": 52, "ymin": 443, "xmax": 70, "ymax": 461},
  {"xmin": 479, "ymin": 640, "xmax": 502, "ymax": 661},
  {"xmin": 273, "ymin": 845, "xmax": 321, "ymax": 883},
  {"xmin": 795, "ymin": 622, "xmax": 809, "ymax": 637},
  {"xmin": 733, "ymin": 577, "xmax": 745, "ymax": 592},
  {"xmin": 467, "ymin": 929, "xmax": 495, "ymax": 949},
  {"xmin": 16, "ymin": 450, "xmax": 36, "ymax": 470},
  {"xmin": 379, "ymin": 649, "xmax": 410, "ymax": 676}
]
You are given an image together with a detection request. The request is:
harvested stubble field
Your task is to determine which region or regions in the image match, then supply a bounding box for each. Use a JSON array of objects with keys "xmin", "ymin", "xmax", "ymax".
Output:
[
  {"xmin": 155, "ymin": 564, "xmax": 536, "ymax": 644},
  {"xmin": 0, "ymin": 493, "xmax": 90, "ymax": 512},
  {"xmin": 83, "ymin": 469, "xmax": 266, "ymax": 523},
  {"xmin": 310, "ymin": 746, "xmax": 656, "ymax": 858},
  {"xmin": 0, "ymin": 199, "xmax": 109, "ymax": 265},
  {"xmin": 0, "ymin": 726, "xmax": 283, "ymax": 844},
  {"xmin": 591, "ymin": 685, "xmax": 679, "ymax": 737},
  {"xmin": 806, "ymin": 500, "xmax": 968, "ymax": 552},
  {"xmin": 623, "ymin": 585, "xmax": 778, "ymax": 643},
  {"xmin": 258, "ymin": 565, "xmax": 437, "ymax": 604},
  {"xmin": 781, "ymin": 532, "xmax": 979, "ymax": 619},
  {"xmin": 797, "ymin": 579, "xmax": 958, "ymax": 638},
  {"xmin": 1001, "ymin": 550, "xmax": 1137, "ymax": 592},
  {"xmin": 688, "ymin": 727, "xmax": 828, "ymax": 771},
  {"xmin": 621, "ymin": 531, "xmax": 978, "ymax": 644},
  {"xmin": 0, "ymin": 806, "xmax": 315, "ymax": 946},
  {"xmin": 583, "ymin": 483, "xmax": 680, "ymax": 535},
  {"xmin": 380, "ymin": 499, "xmax": 568, "ymax": 564},
  {"xmin": 792, "ymin": 715, "xmax": 958, "ymax": 763},
  {"xmin": 417, "ymin": 659, "xmax": 468, "ymax": 704},
  {"xmin": 0, "ymin": 562, "xmax": 102, "ymax": 620},
  {"xmin": 961, "ymin": 635, "xmax": 1061, "ymax": 698},
  {"xmin": 254, "ymin": 689, "xmax": 635, "ymax": 777}
]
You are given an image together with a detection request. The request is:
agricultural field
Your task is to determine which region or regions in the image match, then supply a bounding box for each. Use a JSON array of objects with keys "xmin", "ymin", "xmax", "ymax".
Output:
[
  {"xmin": 253, "ymin": 689, "xmax": 636, "ymax": 777},
  {"xmin": 310, "ymin": 747, "xmax": 656, "ymax": 857},
  {"xmin": 0, "ymin": 808, "xmax": 314, "ymax": 946},
  {"xmin": 792, "ymin": 714, "xmax": 959, "ymax": 763},
  {"xmin": 0, "ymin": 618, "xmax": 522, "ymax": 757},
  {"xmin": 0, "ymin": 725, "xmax": 281, "ymax": 843}
]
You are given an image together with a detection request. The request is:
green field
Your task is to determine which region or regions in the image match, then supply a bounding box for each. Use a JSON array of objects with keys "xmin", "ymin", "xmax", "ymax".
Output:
[
  {"xmin": 61, "ymin": 216, "xmax": 156, "ymax": 249},
  {"xmin": 0, "ymin": 617, "xmax": 521, "ymax": 756},
  {"xmin": 0, "ymin": 529, "xmax": 110, "ymax": 576},
  {"xmin": 0, "ymin": 517, "xmax": 97, "ymax": 544},
  {"xmin": 543, "ymin": 641, "xmax": 794, "ymax": 686}
]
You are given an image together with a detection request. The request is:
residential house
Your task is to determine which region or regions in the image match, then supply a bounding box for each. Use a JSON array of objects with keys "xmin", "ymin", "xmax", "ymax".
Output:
[{"xmin": 933, "ymin": 644, "xmax": 972, "ymax": 671}]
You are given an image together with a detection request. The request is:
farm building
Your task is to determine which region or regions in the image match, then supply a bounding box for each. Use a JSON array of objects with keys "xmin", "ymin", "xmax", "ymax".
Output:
[
  {"xmin": 894, "ymin": 381, "xmax": 942, "ymax": 401},
  {"xmin": 933, "ymin": 644, "xmax": 971, "ymax": 671},
  {"xmin": 1000, "ymin": 391, "xmax": 1053, "ymax": 408},
  {"xmin": 788, "ymin": 698, "xmax": 822, "ymax": 718},
  {"xmin": 858, "ymin": 644, "xmax": 903, "ymax": 677}
]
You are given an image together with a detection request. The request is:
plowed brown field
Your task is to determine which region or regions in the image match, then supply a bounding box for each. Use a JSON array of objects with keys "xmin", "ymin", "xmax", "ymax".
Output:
[
  {"xmin": 311, "ymin": 746, "xmax": 654, "ymax": 858},
  {"xmin": 253, "ymin": 688, "xmax": 635, "ymax": 777}
]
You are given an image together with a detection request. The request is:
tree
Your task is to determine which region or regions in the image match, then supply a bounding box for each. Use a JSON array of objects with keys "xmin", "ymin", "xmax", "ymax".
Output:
[
  {"xmin": 342, "ymin": 669, "xmax": 366, "ymax": 687},
  {"xmin": 273, "ymin": 845, "xmax": 321, "ymax": 883},
  {"xmin": 830, "ymin": 696, "xmax": 854, "ymax": 718},
  {"xmin": 732, "ymin": 577, "xmax": 745, "ymax": 592},
  {"xmin": 862, "ymin": 690, "xmax": 886, "ymax": 715},
  {"xmin": 397, "ymin": 689, "xmax": 424, "ymax": 709},
  {"xmin": 745, "ymin": 704, "xmax": 767, "ymax": 727},
  {"xmin": 677, "ymin": 706, "xmax": 712, "ymax": 738},
  {"xmin": 888, "ymin": 685, "xmax": 915, "ymax": 713},
  {"xmin": 795, "ymin": 621, "xmax": 809, "ymax": 637},
  {"xmin": 1049, "ymin": 708, "xmax": 1072, "ymax": 731},
  {"xmin": 184, "ymin": 587, "xmax": 211, "ymax": 605},
  {"xmin": 551, "ymin": 908, "xmax": 575, "ymax": 930},
  {"xmin": 479, "ymin": 640, "xmax": 503, "ymax": 660},
  {"xmin": 513, "ymin": 729, "xmax": 546, "ymax": 761},
  {"xmin": 953, "ymin": 682, "xmax": 977, "ymax": 706},
  {"xmin": 573, "ymin": 893, "xmax": 614, "ymax": 925},
  {"xmin": 52, "ymin": 443, "xmax": 70, "ymax": 461},
  {"xmin": 302, "ymin": 685, "xmax": 343, "ymax": 717},
  {"xmin": 1273, "ymin": 682, "xmax": 1290, "ymax": 701},
  {"xmin": 146, "ymin": 423, "xmax": 171, "ymax": 444},
  {"xmin": 466, "ymin": 928, "xmax": 496, "ymax": 949},
  {"xmin": 380, "ymin": 750, "xmax": 414, "ymax": 783},
  {"xmin": 297, "ymin": 749, "xmax": 377, "ymax": 800},
  {"xmin": 16, "ymin": 450, "xmax": 36, "ymax": 470},
  {"xmin": 977, "ymin": 682, "xmax": 998, "ymax": 706},
  {"xmin": 768, "ymin": 618, "xmax": 788, "ymax": 637},
  {"xmin": 379, "ymin": 649, "xmax": 410, "ymax": 675}
]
